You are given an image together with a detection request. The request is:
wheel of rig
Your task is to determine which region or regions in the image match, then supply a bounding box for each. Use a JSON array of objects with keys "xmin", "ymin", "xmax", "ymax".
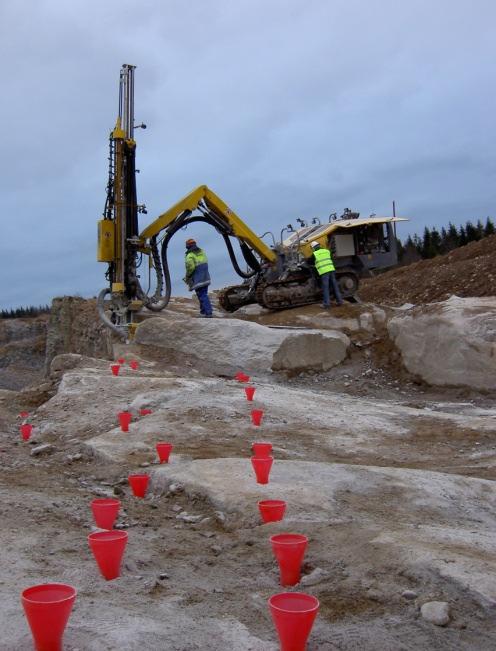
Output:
[
  {"xmin": 255, "ymin": 276, "xmax": 318, "ymax": 310},
  {"xmin": 217, "ymin": 286, "xmax": 237, "ymax": 312},
  {"xmin": 336, "ymin": 270, "xmax": 359, "ymax": 298},
  {"xmin": 218, "ymin": 284, "xmax": 255, "ymax": 312}
]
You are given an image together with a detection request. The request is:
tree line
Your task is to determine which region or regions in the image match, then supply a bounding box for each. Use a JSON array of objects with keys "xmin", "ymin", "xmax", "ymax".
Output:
[
  {"xmin": 398, "ymin": 216, "xmax": 495, "ymax": 264},
  {"xmin": 0, "ymin": 305, "xmax": 51, "ymax": 319}
]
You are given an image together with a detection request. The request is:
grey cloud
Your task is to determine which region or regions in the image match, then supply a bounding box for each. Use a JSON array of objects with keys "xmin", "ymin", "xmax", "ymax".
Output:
[{"xmin": 1, "ymin": 0, "xmax": 495, "ymax": 309}]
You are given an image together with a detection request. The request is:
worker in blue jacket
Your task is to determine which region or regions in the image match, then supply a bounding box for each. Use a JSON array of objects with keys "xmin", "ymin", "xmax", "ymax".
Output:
[{"xmin": 184, "ymin": 238, "xmax": 213, "ymax": 317}]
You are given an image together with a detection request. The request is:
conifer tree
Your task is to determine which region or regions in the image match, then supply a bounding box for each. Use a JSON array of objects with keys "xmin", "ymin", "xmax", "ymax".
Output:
[
  {"xmin": 0, "ymin": 304, "xmax": 50, "ymax": 319},
  {"xmin": 465, "ymin": 221, "xmax": 478, "ymax": 243},
  {"xmin": 422, "ymin": 226, "xmax": 439, "ymax": 258},
  {"xmin": 430, "ymin": 228, "xmax": 442, "ymax": 256},
  {"xmin": 484, "ymin": 217, "xmax": 495, "ymax": 236},
  {"xmin": 421, "ymin": 226, "xmax": 432, "ymax": 258},
  {"xmin": 439, "ymin": 227, "xmax": 448, "ymax": 254},
  {"xmin": 476, "ymin": 219, "xmax": 484, "ymax": 239},
  {"xmin": 447, "ymin": 222, "xmax": 459, "ymax": 250},
  {"xmin": 413, "ymin": 234, "xmax": 422, "ymax": 254}
]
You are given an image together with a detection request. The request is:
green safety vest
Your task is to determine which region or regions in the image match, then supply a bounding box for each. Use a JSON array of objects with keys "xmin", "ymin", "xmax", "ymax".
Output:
[
  {"xmin": 313, "ymin": 247, "xmax": 335, "ymax": 275},
  {"xmin": 185, "ymin": 249, "xmax": 208, "ymax": 276}
]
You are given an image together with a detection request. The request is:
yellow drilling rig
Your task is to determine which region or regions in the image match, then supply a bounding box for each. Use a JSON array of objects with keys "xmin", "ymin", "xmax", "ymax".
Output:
[{"xmin": 97, "ymin": 65, "xmax": 407, "ymax": 338}]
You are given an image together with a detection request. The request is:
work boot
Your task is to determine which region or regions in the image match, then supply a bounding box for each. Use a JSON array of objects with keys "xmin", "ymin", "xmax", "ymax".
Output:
[{"xmin": 320, "ymin": 304, "xmax": 330, "ymax": 310}]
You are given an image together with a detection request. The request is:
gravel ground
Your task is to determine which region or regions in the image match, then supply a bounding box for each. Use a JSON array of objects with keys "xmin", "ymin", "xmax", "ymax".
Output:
[{"xmin": 1, "ymin": 345, "xmax": 496, "ymax": 650}]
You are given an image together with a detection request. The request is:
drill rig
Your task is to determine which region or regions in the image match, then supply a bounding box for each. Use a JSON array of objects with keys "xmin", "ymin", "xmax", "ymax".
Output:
[
  {"xmin": 97, "ymin": 64, "xmax": 151, "ymax": 338},
  {"xmin": 97, "ymin": 66, "xmax": 407, "ymax": 338}
]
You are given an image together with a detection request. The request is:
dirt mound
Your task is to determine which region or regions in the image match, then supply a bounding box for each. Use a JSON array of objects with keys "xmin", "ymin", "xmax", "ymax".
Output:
[{"xmin": 360, "ymin": 234, "xmax": 496, "ymax": 306}]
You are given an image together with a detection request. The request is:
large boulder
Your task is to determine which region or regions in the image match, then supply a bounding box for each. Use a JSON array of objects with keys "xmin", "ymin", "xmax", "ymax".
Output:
[
  {"xmin": 44, "ymin": 297, "xmax": 112, "ymax": 375},
  {"xmin": 272, "ymin": 332, "xmax": 349, "ymax": 372},
  {"xmin": 135, "ymin": 314, "xmax": 349, "ymax": 375},
  {"xmin": 388, "ymin": 296, "xmax": 496, "ymax": 390}
]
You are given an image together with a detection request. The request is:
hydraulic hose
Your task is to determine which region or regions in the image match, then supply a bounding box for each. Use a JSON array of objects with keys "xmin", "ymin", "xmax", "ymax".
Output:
[
  {"xmin": 222, "ymin": 233, "xmax": 258, "ymax": 279},
  {"xmin": 239, "ymin": 241, "xmax": 261, "ymax": 274},
  {"xmin": 97, "ymin": 288, "xmax": 127, "ymax": 339},
  {"xmin": 158, "ymin": 214, "xmax": 258, "ymax": 307},
  {"xmin": 136, "ymin": 211, "xmax": 261, "ymax": 312},
  {"xmin": 140, "ymin": 234, "xmax": 170, "ymax": 312}
]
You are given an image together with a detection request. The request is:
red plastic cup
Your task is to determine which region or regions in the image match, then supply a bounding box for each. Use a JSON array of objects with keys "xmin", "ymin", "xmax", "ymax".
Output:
[
  {"xmin": 244, "ymin": 386, "xmax": 256, "ymax": 401},
  {"xmin": 258, "ymin": 500, "xmax": 287, "ymax": 523},
  {"xmin": 117, "ymin": 357, "xmax": 125, "ymax": 364},
  {"xmin": 271, "ymin": 534, "xmax": 308, "ymax": 586},
  {"xmin": 91, "ymin": 498, "xmax": 121, "ymax": 530},
  {"xmin": 268, "ymin": 592, "xmax": 319, "ymax": 651},
  {"xmin": 111, "ymin": 364, "xmax": 120, "ymax": 376},
  {"xmin": 251, "ymin": 409, "xmax": 264, "ymax": 426},
  {"xmin": 252, "ymin": 442, "xmax": 272, "ymax": 457},
  {"xmin": 251, "ymin": 456, "xmax": 273, "ymax": 484},
  {"xmin": 20, "ymin": 423, "xmax": 33, "ymax": 441},
  {"xmin": 139, "ymin": 408, "xmax": 152, "ymax": 416},
  {"xmin": 19, "ymin": 411, "xmax": 29, "ymax": 418},
  {"xmin": 129, "ymin": 360, "xmax": 139, "ymax": 370},
  {"xmin": 118, "ymin": 411, "xmax": 132, "ymax": 432},
  {"xmin": 128, "ymin": 474, "xmax": 149, "ymax": 497},
  {"xmin": 88, "ymin": 530, "xmax": 128, "ymax": 580},
  {"xmin": 21, "ymin": 583, "xmax": 76, "ymax": 651},
  {"xmin": 156, "ymin": 442, "xmax": 173, "ymax": 464}
]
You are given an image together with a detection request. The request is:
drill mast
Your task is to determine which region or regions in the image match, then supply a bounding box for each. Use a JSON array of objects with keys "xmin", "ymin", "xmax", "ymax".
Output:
[{"xmin": 98, "ymin": 65, "xmax": 140, "ymax": 338}]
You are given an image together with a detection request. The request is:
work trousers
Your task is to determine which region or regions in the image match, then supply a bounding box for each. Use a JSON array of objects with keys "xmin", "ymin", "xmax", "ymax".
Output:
[
  {"xmin": 195, "ymin": 286, "xmax": 213, "ymax": 316},
  {"xmin": 321, "ymin": 271, "xmax": 343, "ymax": 306}
]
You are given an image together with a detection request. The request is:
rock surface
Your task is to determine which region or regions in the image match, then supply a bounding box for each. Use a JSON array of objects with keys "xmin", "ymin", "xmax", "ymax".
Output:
[
  {"xmin": 388, "ymin": 296, "xmax": 496, "ymax": 390},
  {"xmin": 135, "ymin": 315, "xmax": 349, "ymax": 375},
  {"xmin": 44, "ymin": 297, "xmax": 112, "ymax": 375},
  {"xmin": 3, "ymin": 292, "xmax": 496, "ymax": 650},
  {"xmin": 148, "ymin": 458, "xmax": 496, "ymax": 603},
  {"xmin": 421, "ymin": 601, "xmax": 451, "ymax": 626},
  {"xmin": 272, "ymin": 331, "xmax": 348, "ymax": 372},
  {"xmin": 49, "ymin": 353, "xmax": 112, "ymax": 379},
  {"xmin": 0, "ymin": 316, "xmax": 47, "ymax": 389},
  {"xmin": 30, "ymin": 443, "xmax": 55, "ymax": 456}
]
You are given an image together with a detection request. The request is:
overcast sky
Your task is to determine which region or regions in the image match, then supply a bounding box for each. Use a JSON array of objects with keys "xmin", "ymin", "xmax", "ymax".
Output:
[{"xmin": 1, "ymin": 0, "xmax": 495, "ymax": 309}]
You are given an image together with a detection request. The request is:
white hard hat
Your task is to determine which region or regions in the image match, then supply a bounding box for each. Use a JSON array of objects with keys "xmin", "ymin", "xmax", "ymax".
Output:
[{"xmin": 310, "ymin": 241, "xmax": 320, "ymax": 248}]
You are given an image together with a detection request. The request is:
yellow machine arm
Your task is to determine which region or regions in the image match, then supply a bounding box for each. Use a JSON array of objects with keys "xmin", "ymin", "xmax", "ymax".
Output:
[{"xmin": 140, "ymin": 185, "xmax": 277, "ymax": 263}]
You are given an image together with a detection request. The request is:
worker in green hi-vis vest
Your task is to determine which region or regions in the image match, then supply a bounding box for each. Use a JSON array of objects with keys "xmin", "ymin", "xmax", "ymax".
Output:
[
  {"xmin": 310, "ymin": 240, "xmax": 343, "ymax": 309},
  {"xmin": 184, "ymin": 238, "xmax": 213, "ymax": 317}
]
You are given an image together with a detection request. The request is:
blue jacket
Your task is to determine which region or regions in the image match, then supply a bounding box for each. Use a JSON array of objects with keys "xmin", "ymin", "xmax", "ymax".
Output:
[{"xmin": 185, "ymin": 247, "xmax": 211, "ymax": 290}]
